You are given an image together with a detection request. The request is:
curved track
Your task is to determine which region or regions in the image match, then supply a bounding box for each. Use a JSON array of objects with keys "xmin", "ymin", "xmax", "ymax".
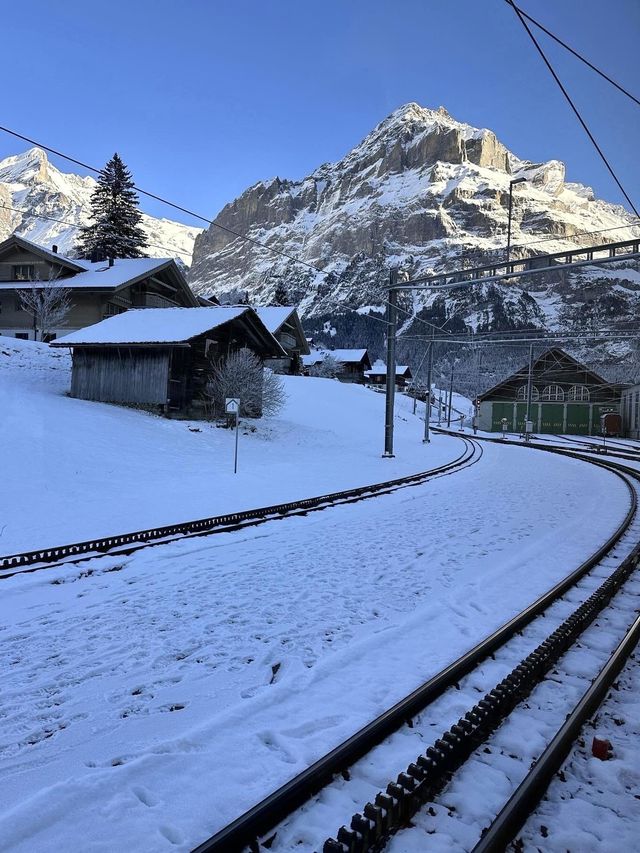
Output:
[
  {"xmin": 191, "ymin": 445, "xmax": 640, "ymax": 853},
  {"xmin": 0, "ymin": 435, "xmax": 482, "ymax": 580}
]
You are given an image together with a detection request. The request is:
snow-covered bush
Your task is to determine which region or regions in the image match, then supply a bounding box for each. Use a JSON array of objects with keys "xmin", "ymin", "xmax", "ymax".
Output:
[{"xmin": 309, "ymin": 354, "xmax": 339, "ymax": 378}]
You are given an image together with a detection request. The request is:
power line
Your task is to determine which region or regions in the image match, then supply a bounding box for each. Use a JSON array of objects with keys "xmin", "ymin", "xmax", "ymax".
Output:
[
  {"xmin": 0, "ymin": 203, "xmax": 194, "ymax": 259},
  {"xmin": 2, "ymin": 123, "xmax": 639, "ymax": 343},
  {"xmin": 506, "ymin": 0, "xmax": 639, "ymax": 217},
  {"xmin": 507, "ymin": 1, "xmax": 640, "ymax": 107},
  {"xmin": 0, "ymin": 123, "xmax": 326, "ymax": 276},
  {"xmin": 5, "ymin": 200, "xmax": 637, "ymax": 342},
  {"xmin": 2, "ymin": 123, "xmax": 638, "ymax": 283}
]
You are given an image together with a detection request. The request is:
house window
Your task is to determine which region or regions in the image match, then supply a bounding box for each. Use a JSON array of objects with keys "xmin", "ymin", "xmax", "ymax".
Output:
[
  {"xmin": 568, "ymin": 384, "xmax": 590, "ymax": 402},
  {"xmin": 12, "ymin": 264, "xmax": 35, "ymax": 281},
  {"xmin": 15, "ymin": 332, "xmax": 29, "ymax": 340},
  {"xmin": 516, "ymin": 385, "xmax": 539, "ymax": 401},
  {"xmin": 542, "ymin": 384, "xmax": 564, "ymax": 401}
]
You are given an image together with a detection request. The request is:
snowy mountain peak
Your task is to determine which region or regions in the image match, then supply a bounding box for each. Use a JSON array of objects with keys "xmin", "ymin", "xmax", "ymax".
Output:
[
  {"xmin": 0, "ymin": 146, "xmax": 52, "ymax": 184},
  {"xmin": 188, "ymin": 101, "xmax": 639, "ymax": 371},
  {"xmin": 0, "ymin": 147, "xmax": 201, "ymax": 263}
]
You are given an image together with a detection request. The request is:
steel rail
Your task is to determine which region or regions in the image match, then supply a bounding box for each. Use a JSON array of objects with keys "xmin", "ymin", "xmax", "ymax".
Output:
[
  {"xmin": 472, "ymin": 613, "xmax": 640, "ymax": 853},
  {"xmin": 0, "ymin": 437, "xmax": 480, "ymax": 579},
  {"xmin": 435, "ymin": 426, "xmax": 640, "ymax": 463},
  {"xmin": 324, "ymin": 456, "xmax": 640, "ymax": 852},
  {"xmin": 191, "ymin": 452, "xmax": 637, "ymax": 853}
]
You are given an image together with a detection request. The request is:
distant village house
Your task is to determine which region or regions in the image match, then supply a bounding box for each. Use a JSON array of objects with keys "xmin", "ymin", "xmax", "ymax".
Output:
[
  {"xmin": 302, "ymin": 348, "xmax": 372, "ymax": 383},
  {"xmin": 365, "ymin": 361, "xmax": 413, "ymax": 389}
]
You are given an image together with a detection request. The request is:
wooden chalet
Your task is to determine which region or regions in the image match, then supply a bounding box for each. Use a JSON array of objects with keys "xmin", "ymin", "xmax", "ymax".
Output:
[
  {"xmin": 51, "ymin": 306, "xmax": 285, "ymax": 416},
  {"xmin": 365, "ymin": 362, "xmax": 413, "ymax": 389},
  {"xmin": 478, "ymin": 347, "xmax": 621, "ymax": 436},
  {"xmin": 254, "ymin": 306, "xmax": 309, "ymax": 373},
  {"xmin": 0, "ymin": 234, "xmax": 201, "ymax": 341},
  {"xmin": 302, "ymin": 348, "xmax": 372, "ymax": 383}
]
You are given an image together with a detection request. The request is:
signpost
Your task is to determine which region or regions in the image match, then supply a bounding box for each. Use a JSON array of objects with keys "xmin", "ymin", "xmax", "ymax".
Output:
[{"xmin": 225, "ymin": 397, "xmax": 241, "ymax": 473}]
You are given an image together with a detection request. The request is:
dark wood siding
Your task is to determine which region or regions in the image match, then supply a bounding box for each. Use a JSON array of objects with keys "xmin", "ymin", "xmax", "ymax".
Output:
[{"xmin": 70, "ymin": 347, "xmax": 171, "ymax": 404}]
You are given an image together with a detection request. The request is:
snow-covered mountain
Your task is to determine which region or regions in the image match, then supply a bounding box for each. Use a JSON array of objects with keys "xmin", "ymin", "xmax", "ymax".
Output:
[
  {"xmin": 188, "ymin": 103, "xmax": 639, "ymax": 369},
  {"xmin": 0, "ymin": 147, "xmax": 201, "ymax": 263}
]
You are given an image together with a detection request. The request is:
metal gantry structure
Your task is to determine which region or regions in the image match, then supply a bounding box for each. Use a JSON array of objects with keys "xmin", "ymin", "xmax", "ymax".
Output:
[{"xmin": 383, "ymin": 237, "xmax": 640, "ymax": 456}]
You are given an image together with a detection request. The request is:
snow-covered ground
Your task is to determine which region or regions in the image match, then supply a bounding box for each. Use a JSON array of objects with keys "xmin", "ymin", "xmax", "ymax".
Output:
[
  {"xmin": 0, "ymin": 338, "xmax": 460, "ymax": 555},
  {"xmin": 519, "ymin": 643, "xmax": 640, "ymax": 851},
  {"xmin": 0, "ymin": 425, "xmax": 630, "ymax": 851}
]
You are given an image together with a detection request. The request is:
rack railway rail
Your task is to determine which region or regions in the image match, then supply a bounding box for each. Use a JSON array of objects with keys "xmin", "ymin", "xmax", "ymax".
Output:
[
  {"xmin": 191, "ymin": 443, "xmax": 640, "ymax": 853},
  {"xmin": 0, "ymin": 436, "xmax": 481, "ymax": 580}
]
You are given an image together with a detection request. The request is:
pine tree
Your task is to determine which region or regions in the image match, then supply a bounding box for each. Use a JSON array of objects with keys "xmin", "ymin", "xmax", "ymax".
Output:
[
  {"xmin": 273, "ymin": 280, "xmax": 289, "ymax": 306},
  {"xmin": 75, "ymin": 153, "xmax": 149, "ymax": 259}
]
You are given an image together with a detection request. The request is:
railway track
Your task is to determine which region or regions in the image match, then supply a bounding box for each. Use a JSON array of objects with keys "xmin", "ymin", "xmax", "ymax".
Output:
[
  {"xmin": 460, "ymin": 428, "xmax": 640, "ymax": 463},
  {"xmin": 0, "ymin": 435, "xmax": 482, "ymax": 580},
  {"xmin": 190, "ymin": 445, "xmax": 640, "ymax": 853}
]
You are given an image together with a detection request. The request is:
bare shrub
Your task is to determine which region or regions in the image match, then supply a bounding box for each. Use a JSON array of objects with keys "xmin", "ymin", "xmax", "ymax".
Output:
[
  {"xmin": 206, "ymin": 347, "xmax": 287, "ymax": 418},
  {"xmin": 17, "ymin": 271, "xmax": 72, "ymax": 341}
]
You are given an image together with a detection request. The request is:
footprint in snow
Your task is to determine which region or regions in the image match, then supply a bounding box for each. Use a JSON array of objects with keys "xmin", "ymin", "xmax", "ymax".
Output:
[{"xmin": 132, "ymin": 786, "xmax": 159, "ymax": 808}]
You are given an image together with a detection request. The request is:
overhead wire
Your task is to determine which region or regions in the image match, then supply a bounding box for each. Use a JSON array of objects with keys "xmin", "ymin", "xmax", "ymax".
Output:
[
  {"xmin": 0, "ymin": 203, "xmax": 194, "ymax": 259},
  {"xmin": 507, "ymin": 1, "xmax": 640, "ymax": 107},
  {"xmin": 1, "ymin": 121, "xmax": 638, "ymax": 341},
  {"xmin": 1, "ymin": 124, "xmax": 638, "ymax": 275},
  {"xmin": 505, "ymin": 0, "xmax": 639, "ymax": 216}
]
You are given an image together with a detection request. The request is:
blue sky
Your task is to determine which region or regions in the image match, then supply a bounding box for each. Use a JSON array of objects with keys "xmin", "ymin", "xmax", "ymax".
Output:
[{"xmin": 2, "ymin": 0, "xmax": 638, "ymax": 226}]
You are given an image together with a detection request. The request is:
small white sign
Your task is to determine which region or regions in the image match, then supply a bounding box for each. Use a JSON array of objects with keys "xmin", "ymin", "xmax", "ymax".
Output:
[{"xmin": 225, "ymin": 397, "xmax": 240, "ymax": 414}]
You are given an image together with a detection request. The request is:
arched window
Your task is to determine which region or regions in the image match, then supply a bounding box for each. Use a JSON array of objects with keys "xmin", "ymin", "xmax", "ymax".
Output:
[
  {"xmin": 517, "ymin": 385, "xmax": 539, "ymax": 401},
  {"xmin": 542, "ymin": 384, "xmax": 564, "ymax": 401},
  {"xmin": 568, "ymin": 384, "xmax": 590, "ymax": 402}
]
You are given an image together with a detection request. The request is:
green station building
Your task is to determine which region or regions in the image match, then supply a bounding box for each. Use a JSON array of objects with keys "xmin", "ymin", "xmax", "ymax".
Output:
[{"xmin": 478, "ymin": 347, "xmax": 621, "ymax": 436}]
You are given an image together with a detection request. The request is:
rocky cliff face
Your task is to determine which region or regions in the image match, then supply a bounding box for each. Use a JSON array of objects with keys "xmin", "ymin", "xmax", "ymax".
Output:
[
  {"xmin": 188, "ymin": 103, "xmax": 639, "ymax": 373},
  {"xmin": 0, "ymin": 147, "xmax": 201, "ymax": 264}
]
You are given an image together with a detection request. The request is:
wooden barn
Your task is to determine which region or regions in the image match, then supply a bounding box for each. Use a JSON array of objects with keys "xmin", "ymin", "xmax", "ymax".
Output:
[
  {"xmin": 254, "ymin": 306, "xmax": 309, "ymax": 373},
  {"xmin": 478, "ymin": 347, "xmax": 621, "ymax": 436},
  {"xmin": 51, "ymin": 307, "xmax": 285, "ymax": 416}
]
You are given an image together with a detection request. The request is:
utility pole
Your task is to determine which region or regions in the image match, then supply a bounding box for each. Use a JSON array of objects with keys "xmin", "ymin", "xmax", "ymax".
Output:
[
  {"xmin": 438, "ymin": 392, "xmax": 442, "ymax": 426},
  {"xmin": 524, "ymin": 342, "xmax": 534, "ymax": 441},
  {"xmin": 383, "ymin": 270, "xmax": 398, "ymax": 457},
  {"xmin": 423, "ymin": 330, "xmax": 434, "ymax": 443},
  {"xmin": 447, "ymin": 363, "xmax": 454, "ymax": 428},
  {"xmin": 473, "ymin": 334, "xmax": 481, "ymax": 434}
]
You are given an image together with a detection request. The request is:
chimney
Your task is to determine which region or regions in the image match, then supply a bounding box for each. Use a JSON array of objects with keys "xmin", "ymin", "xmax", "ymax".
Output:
[
  {"xmin": 108, "ymin": 257, "xmax": 114, "ymax": 268},
  {"xmin": 52, "ymin": 244, "xmax": 58, "ymax": 254}
]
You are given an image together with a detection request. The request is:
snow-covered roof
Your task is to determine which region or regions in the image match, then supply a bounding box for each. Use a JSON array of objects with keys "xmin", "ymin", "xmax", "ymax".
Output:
[
  {"xmin": 0, "ymin": 257, "xmax": 176, "ymax": 290},
  {"xmin": 302, "ymin": 348, "xmax": 371, "ymax": 367},
  {"xmin": 365, "ymin": 365, "xmax": 411, "ymax": 377},
  {"xmin": 52, "ymin": 307, "xmax": 252, "ymax": 346},
  {"xmin": 254, "ymin": 306, "xmax": 296, "ymax": 334},
  {"xmin": 328, "ymin": 349, "xmax": 370, "ymax": 364},
  {"xmin": 0, "ymin": 233, "xmax": 87, "ymax": 272},
  {"xmin": 301, "ymin": 352, "xmax": 324, "ymax": 366}
]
